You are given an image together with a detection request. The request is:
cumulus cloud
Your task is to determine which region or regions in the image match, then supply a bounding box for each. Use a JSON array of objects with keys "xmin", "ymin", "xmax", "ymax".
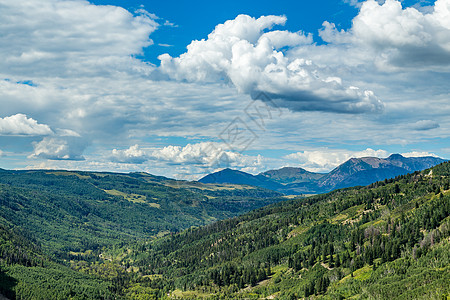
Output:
[
  {"xmin": 152, "ymin": 142, "xmax": 239, "ymax": 166},
  {"xmin": 0, "ymin": 0, "xmax": 158, "ymax": 78},
  {"xmin": 284, "ymin": 148, "xmax": 390, "ymax": 172},
  {"xmin": 86, "ymin": 142, "xmax": 269, "ymax": 180},
  {"xmin": 412, "ymin": 120, "xmax": 440, "ymax": 131},
  {"xmin": 150, "ymin": 142, "xmax": 265, "ymax": 175},
  {"xmin": 111, "ymin": 144, "xmax": 148, "ymax": 164},
  {"xmin": 0, "ymin": 114, "xmax": 53, "ymax": 136},
  {"xmin": 158, "ymin": 14, "xmax": 384, "ymax": 114},
  {"xmin": 29, "ymin": 137, "xmax": 86, "ymax": 160},
  {"xmin": 323, "ymin": 0, "xmax": 450, "ymax": 70}
]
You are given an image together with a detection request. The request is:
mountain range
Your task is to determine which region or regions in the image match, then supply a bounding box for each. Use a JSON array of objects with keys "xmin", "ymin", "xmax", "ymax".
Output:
[{"xmin": 199, "ymin": 154, "xmax": 447, "ymax": 194}]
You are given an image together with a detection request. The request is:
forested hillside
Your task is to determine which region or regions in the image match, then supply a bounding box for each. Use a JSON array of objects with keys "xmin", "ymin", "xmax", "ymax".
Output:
[
  {"xmin": 0, "ymin": 169, "xmax": 284, "ymax": 299},
  {"xmin": 0, "ymin": 224, "xmax": 113, "ymax": 299},
  {"xmin": 1, "ymin": 163, "xmax": 450, "ymax": 299},
  {"xmin": 106, "ymin": 162, "xmax": 450, "ymax": 299},
  {"xmin": 0, "ymin": 170, "xmax": 282, "ymax": 257}
]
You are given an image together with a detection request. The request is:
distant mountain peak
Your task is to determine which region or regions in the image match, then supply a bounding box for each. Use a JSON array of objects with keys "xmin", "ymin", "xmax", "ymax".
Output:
[
  {"xmin": 199, "ymin": 168, "xmax": 284, "ymax": 190},
  {"xmin": 318, "ymin": 154, "xmax": 446, "ymax": 191},
  {"xmin": 387, "ymin": 153, "xmax": 405, "ymax": 160},
  {"xmin": 258, "ymin": 166, "xmax": 324, "ymax": 187},
  {"xmin": 198, "ymin": 154, "xmax": 446, "ymax": 195}
]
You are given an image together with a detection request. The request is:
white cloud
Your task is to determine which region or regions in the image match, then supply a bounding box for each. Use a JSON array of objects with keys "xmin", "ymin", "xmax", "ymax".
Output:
[
  {"xmin": 0, "ymin": 114, "xmax": 53, "ymax": 136},
  {"xmin": 56, "ymin": 129, "xmax": 81, "ymax": 137},
  {"xmin": 111, "ymin": 145, "xmax": 148, "ymax": 164},
  {"xmin": 354, "ymin": 148, "xmax": 391, "ymax": 158},
  {"xmin": 158, "ymin": 43, "xmax": 173, "ymax": 47},
  {"xmin": 158, "ymin": 14, "xmax": 383, "ymax": 114},
  {"xmin": 151, "ymin": 142, "xmax": 244, "ymax": 167},
  {"xmin": 163, "ymin": 20, "xmax": 178, "ymax": 27},
  {"xmin": 149, "ymin": 142, "xmax": 266, "ymax": 178},
  {"xmin": 324, "ymin": 0, "xmax": 450, "ymax": 70},
  {"xmin": 401, "ymin": 151, "xmax": 440, "ymax": 158},
  {"xmin": 152, "ymin": 142, "xmax": 220, "ymax": 165},
  {"xmin": 0, "ymin": 0, "xmax": 158, "ymax": 78},
  {"xmin": 412, "ymin": 120, "xmax": 440, "ymax": 131},
  {"xmin": 29, "ymin": 137, "xmax": 85, "ymax": 160},
  {"xmin": 64, "ymin": 142, "xmax": 270, "ymax": 180},
  {"xmin": 284, "ymin": 148, "xmax": 390, "ymax": 172}
]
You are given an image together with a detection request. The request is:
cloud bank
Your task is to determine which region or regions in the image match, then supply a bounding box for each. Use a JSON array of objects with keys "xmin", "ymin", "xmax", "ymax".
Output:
[
  {"xmin": 29, "ymin": 137, "xmax": 86, "ymax": 160},
  {"xmin": 111, "ymin": 145, "xmax": 148, "ymax": 164},
  {"xmin": 0, "ymin": 0, "xmax": 158, "ymax": 78},
  {"xmin": 107, "ymin": 142, "xmax": 266, "ymax": 178},
  {"xmin": 158, "ymin": 0, "xmax": 450, "ymax": 115},
  {"xmin": 150, "ymin": 142, "xmax": 263, "ymax": 171},
  {"xmin": 158, "ymin": 14, "xmax": 384, "ymax": 114}
]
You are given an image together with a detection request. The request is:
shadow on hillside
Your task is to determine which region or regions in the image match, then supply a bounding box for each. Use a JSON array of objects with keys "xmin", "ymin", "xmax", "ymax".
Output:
[{"xmin": 0, "ymin": 267, "xmax": 17, "ymax": 300}]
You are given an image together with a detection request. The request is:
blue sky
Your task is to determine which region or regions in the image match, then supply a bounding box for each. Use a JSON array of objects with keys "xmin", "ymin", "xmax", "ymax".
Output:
[
  {"xmin": 90, "ymin": 0, "xmax": 359, "ymax": 62},
  {"xmin": 0, "ymin": 0, "xmax": 449, "ymax": 179}
]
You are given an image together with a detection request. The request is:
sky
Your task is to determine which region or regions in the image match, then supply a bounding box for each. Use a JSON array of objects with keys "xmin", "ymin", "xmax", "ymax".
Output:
[{"xmin": 0, "ymin": 0, "xmax": 449, "ymax": 179}]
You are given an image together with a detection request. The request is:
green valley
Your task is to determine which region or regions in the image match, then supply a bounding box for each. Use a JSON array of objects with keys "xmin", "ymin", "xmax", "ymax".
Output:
[
  {"xmin": 0, "ymin": 169, "xmax": 282, "ymax": 257},
  {"xmin": 1, "ymin": 163, "xmax": 450, "ymax": 299}
]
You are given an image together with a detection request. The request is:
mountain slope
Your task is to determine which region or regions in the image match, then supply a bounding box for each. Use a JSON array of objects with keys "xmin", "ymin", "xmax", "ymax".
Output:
[
  {"xmin": 0, "ymin": 224, "xmax": 113, "ymax": 299},
  {"xmin": 199, "ymin": 168, "xmax": 284, "ymax": 191},
  {"xmin": 2, "ymin": 161, "xmax": 450, "ymax": 299},
  {"xmin": 258, "ymin": 167, "xmax": 325, "ymax": 185},
  {"xmin": 318, "ymin": 154, "xmax": 446, "ymax": 191},
  {"xmin": 109, "ymin": 161, "xmax": 450, "ymax": 299}
]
